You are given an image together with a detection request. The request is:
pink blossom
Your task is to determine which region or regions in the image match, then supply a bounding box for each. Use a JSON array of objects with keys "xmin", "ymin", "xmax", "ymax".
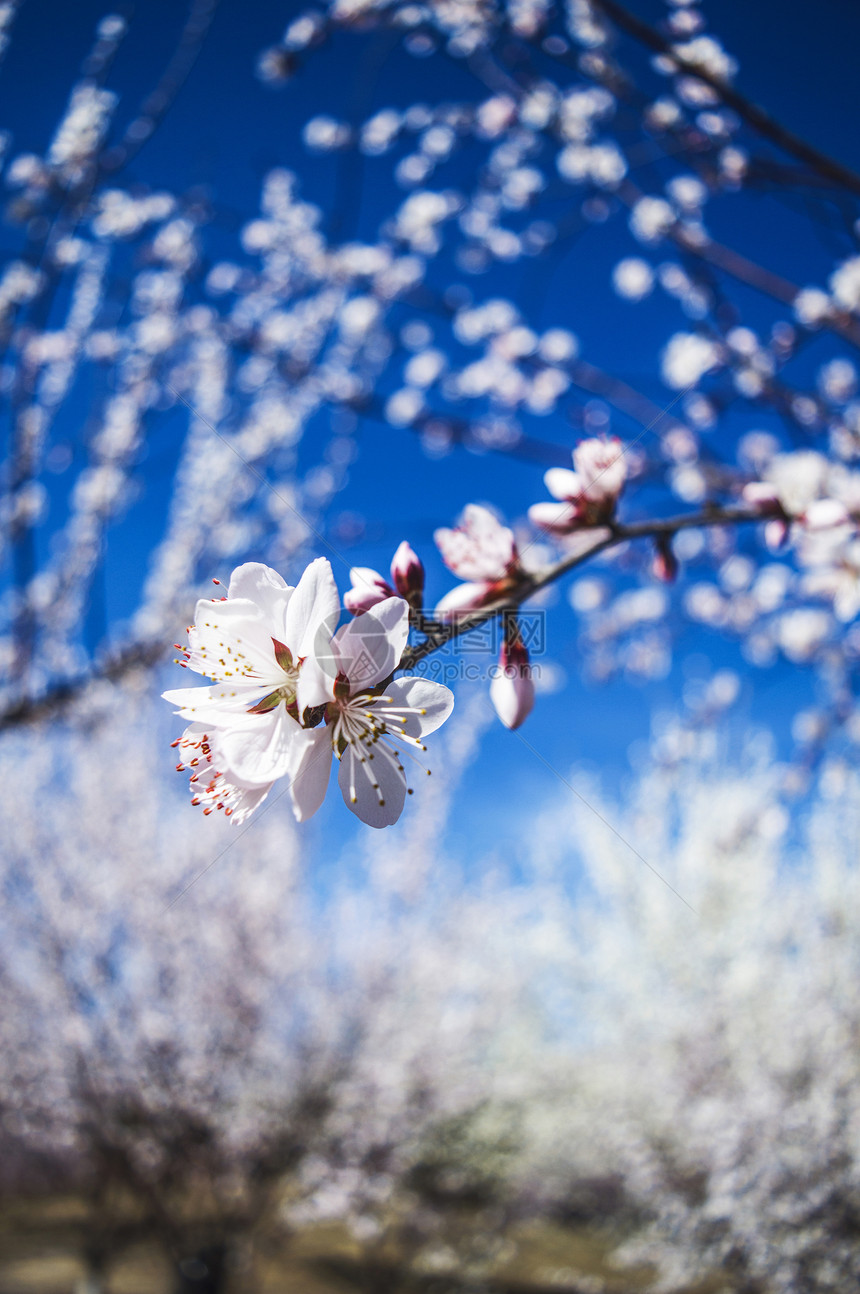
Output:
[
  {"xmin": 529, "ymin": 437, "xmax": 626, "ymax": 536},
  {"xmin": 434, "ymin": 505, "xmax": 521, "ymax": 621},
  {"xmin": 574, "ymin": 437, "xmax": 627, "ymax": 505}
]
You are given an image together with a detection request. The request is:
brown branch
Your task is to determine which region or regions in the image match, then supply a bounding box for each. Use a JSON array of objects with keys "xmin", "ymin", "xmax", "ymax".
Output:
[
  {"xmin": 591, "ymin": 0, "xmax": 860, "ymax": 198},
  {"xmin": 0, "ymin": 505, "xmax": 765, "ymax": 731},
  {"xmin": 568, "ymin": 358, "xmax": 690, "ymax": 438},
  {"xmin": 616, "ymin": 178, "xmax": 860, "ymax": 351},
  {"xmin": 100, "ymin": 0, "xmax": 220, "ymax": 174},
  {"xmin": 399, "ymin": 504, "xmax": 763, "ymax": 671}
]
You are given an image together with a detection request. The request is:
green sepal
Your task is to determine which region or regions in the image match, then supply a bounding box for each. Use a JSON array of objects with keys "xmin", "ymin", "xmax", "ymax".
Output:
[
  {"xmin": 272, "ymin": 638, "xmax": 294, "ymax": 672},
  {"xmin": 247, "ymin": 690, "xmax": 283, "ymax": 715}
]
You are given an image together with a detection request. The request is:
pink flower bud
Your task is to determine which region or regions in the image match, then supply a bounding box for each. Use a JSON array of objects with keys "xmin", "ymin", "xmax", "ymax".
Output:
[
  {"xmin": 652, "ymin": 534, "xmax": 678, "ymax": 583},
  {"xmin": 344, "ymin": 566, "xmax": 394, "ymax": 615},
  {"xmin": 764, "ymin": 518, "xmax": 789, "ymax": 551},
  {"xmin": 490, "ymin": 640, "xmax": 535, "ymax": 730},
  {"xmin": 390, "ymin": 540, "xmax": 425, "ymax": 603}
]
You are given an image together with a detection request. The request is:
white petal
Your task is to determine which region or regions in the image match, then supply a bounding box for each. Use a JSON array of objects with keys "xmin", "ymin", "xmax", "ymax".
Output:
[
  {"xmin": 544, "ymin": 467, "xmax": 582, "ymax": 501},
  {"xmin": 377, "ymin": 678, "xmax": 454, "ymax": 738},
  {"xmin": 287, "ymin": 726, "xmax": 332, "ymax": 822},
  {"xmin": 349, "ymin": 566, "xmax": 391, "ymax": 593},
  {"xmin": 221, "ymin": 781, "xmax": 273, "ymax": 824},
  {"xmin": 226, "ymin": 563, "xmax": 294, "ymax": 639},
  {"xmin": 176, "ymin": 725, "xmax": 273, "ymax": 823},
  {"xmin": 338, "ymin": 742, "xmax": 407, "ymax": 828},
  {"xmin": 434, "ymin": 581, "xmax": 495, "ymax": 621},
  {"xmin": 187, "ymin": 598, "xmax": 283, "ymax": 684},
  {"xmin": 162, "ymin": 683, "xmax": 264, "ymax": 724},
  {"xmin": 527, "ymin": 501, "xmax": 580, "ymax": 536},
  {"xmin": 217, "ymin": 704, "xmax": 300, "ymax": 784},
  {"xmin": 284, "ymin": 556, "xmax": 341, "ymax": 661},
  {"xmin": 332, "ymin": 596, "xmax": 409, "ymax": 690},
  {"xmin": 296, "ymin": 654, "xmax": 335, "ymax": 714}
]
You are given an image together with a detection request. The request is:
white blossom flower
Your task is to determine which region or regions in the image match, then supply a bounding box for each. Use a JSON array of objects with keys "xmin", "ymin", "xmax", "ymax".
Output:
[
  {"xmin": 612, "ymin": 257, "xmax": 654, "ymax": 300},
  {"xmin": 300, "ymin": 598, "xmax": 455, "ymax": 828},
  {"xmin": 661, "ymin": 332, "xmax": 722, "ymax": 388},
  {"xmin": 794, "ymin": 287, "xmax": 831, "ymax": 327},
  {"xmin": 765, "ymin": 451, "xmax": 829, "ymax": 517},
  {"xmin": 830, "ymin": 256, "xmax": 860, "ymax": 313},
  {"xmin": 164, "ymin": 560, "xmax": 340, "ymax": 821},
  {"xmin": 629, "ymin": 196, "xmax": 675, "ymax": 244}
]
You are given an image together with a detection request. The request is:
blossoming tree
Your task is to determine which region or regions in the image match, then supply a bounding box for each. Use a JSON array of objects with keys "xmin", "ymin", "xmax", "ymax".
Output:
[
  {"xmin": 2, "ymin": 0, "xmax": 860, "ymax": 824},
  {"xmin": 3, "ymin": 4, "xmax": 860, "ymax": 1289}
]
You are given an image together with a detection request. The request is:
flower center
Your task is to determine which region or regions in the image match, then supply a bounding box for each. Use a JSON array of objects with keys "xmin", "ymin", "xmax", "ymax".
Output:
[{"xmin": 329, "ymin": 691, "xmax": 432, "ymax": 809}]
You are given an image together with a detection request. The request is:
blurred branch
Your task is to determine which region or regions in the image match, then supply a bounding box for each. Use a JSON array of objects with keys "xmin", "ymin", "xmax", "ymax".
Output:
[
  {"xmin": 592, "ymin": 0, "xmax": 860, "ymax": 197},
  {"xmin": 617, "ymin": 178, "xmax": 860, "ymax": 350},
  {"xmin": 100, "ymin": 0, "xmax": 220, "ymax": 174},
  {"xmin": 359, "ymin": 397, "xmax": 571, "ymax": 465},
  {"xmin": 567, "ymin": 357, "xmax": 689, "ymax": 438},
  {"xmin": 0, "ymin": 639, "xmax": 165, "ymax": 731}
]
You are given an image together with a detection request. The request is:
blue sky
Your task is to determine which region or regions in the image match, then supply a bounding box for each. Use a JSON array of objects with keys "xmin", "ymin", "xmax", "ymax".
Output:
[{"xmin": 3, "ymin": 0, "xmax": 860, "ymax": 862}]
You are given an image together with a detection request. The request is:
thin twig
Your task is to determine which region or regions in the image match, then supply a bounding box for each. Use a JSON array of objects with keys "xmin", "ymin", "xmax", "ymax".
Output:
[
  {"xmin": 0, "ymin": 504, "xmax": 764, "ymax": 731},
  {"xmin": 592, "ymin": 0, "xmax": 860, "ymax": 198}
]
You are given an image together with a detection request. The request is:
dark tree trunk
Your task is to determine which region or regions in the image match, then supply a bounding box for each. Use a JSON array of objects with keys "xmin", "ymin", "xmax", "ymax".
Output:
[{"xmin": 173, "ymin": 1244, "xmax": 229, "ymax": 1294}]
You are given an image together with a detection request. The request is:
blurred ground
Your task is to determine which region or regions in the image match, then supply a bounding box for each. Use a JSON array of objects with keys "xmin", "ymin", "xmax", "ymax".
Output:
[{"xmin": 0, "ymin": 1196, "xmax": 659, "ymax": 1294}]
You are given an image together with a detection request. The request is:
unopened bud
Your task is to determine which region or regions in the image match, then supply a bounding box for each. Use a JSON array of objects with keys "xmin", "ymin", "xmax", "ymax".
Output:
[
  {"xmin": 490, "ymin": 640, "xmax": 535, "ymax": 730},
  {"xmin": 764, "ymin": 518, "xmax": 789, "ymax": 551},
  {"xmin": 344, "ymin": 566, "xmax": 393, "ymax": 616},
  {"xmin": 390, "ymin": 540, "xmax": 425, "ymax": 604},
  {"xmin": 652, "ymin": 533, "xmax": 678, "ymax": 583}
]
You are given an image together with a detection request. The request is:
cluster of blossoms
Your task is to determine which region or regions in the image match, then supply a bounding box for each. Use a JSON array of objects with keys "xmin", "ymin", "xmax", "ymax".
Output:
[
  {"xmin": 7, "ymin": 0, "xmax": 860, "ymax": 790},
  {"xmin": 165, "ymin": 431, "xmax": 633, "ymax": 828},
  {"xmin": 167, "ymin": 417, "xmax": 860, "ymax": 827}
]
